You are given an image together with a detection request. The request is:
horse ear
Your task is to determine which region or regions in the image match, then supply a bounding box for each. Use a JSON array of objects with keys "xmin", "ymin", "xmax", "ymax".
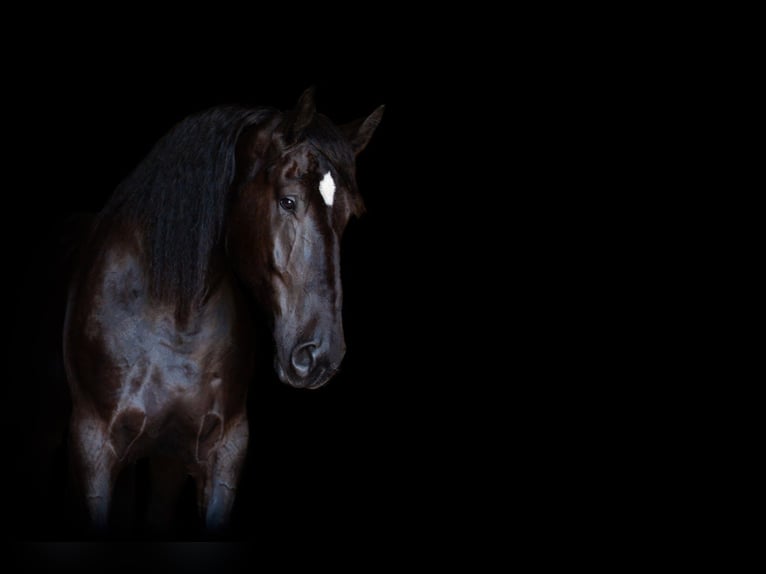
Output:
[
  {"xmin": 293, "ymin": 86, "xmax": 317, "ymax": 133},
  {"xmin": 342, "ymin": 105, "xmax": 385, "ymax": 155}
]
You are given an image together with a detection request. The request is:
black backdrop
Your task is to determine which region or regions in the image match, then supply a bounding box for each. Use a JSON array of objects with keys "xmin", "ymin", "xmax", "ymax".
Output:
[{"xmin": 3, "ymin": 44, "xmax": 459, "ymax": 547}]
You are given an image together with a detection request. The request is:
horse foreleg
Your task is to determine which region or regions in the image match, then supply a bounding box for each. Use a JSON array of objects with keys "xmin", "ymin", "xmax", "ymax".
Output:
[
  {"xmin": 69, "ymin": 412, "xmax": 119, "ymax": 530},
  {"xmin": 197, "ymin": 415, "xmax": 249, "ymax": 532}
]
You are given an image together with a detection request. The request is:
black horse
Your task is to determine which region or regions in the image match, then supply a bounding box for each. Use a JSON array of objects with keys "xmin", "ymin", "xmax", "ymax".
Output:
[{"xmin": 62, "ymin": 88, "xmax": 383, "ymax": 531}]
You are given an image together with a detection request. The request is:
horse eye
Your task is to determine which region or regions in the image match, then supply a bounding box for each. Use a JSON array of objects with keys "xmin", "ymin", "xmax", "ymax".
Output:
[{"xmin": 279, "ymin": 197, "xmax": 296, "ymax": 211}]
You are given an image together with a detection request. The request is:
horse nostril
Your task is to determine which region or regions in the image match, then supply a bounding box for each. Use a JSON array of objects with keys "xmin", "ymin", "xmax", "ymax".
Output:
[{"xmin": 290, "ymin": 342, "xmax": 318, "ymax": 377}]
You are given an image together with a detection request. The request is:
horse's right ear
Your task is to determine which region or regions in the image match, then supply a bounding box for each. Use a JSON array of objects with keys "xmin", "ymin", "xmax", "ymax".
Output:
[{"xmin": 293, "ymin": 86, "xmax": 317, "ymax": 134}]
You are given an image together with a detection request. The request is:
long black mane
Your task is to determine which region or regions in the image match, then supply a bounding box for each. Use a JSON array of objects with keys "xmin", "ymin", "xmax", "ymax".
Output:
[{"xmin": 99, "ymin": 105, "xmax": 276, "ymax": 317}]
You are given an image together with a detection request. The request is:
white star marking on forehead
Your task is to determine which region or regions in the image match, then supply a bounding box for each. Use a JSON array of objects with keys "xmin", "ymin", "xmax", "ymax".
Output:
[{"xmin": 319, "ymin": 171, "xmax": 335, "ymax": 207}]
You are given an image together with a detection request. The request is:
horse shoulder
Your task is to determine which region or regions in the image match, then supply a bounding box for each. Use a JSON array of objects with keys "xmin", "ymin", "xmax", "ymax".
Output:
[{"xmin": 64, "ymin": 233, "xmax": 148, "ymax": 410}]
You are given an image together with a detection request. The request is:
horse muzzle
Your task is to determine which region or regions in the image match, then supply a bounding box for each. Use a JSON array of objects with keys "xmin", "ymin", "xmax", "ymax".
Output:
[{"xmin": 275, "ymin": 340, "xmax": 344, "ymax": 389}]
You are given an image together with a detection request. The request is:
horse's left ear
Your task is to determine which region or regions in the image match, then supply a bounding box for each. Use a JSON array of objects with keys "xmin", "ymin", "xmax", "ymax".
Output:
[{"xmin": 342, "ymin": 105, "xmax": 385, "ymax": 155}]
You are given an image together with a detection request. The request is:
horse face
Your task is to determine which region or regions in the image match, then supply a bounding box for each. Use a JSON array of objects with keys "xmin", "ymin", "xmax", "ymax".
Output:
[
  {"xmin": 262, "ymin": 143, "xmax": 354, "ymax": 388},
  {"xmin": 229, "ymin": 95, "xmax": 382, "ymax": 389}
]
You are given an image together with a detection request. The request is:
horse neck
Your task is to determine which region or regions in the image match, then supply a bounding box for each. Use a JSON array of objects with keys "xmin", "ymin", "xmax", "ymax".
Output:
[
  {"xmin": 198, "ymin": 243, "xmax": 231, "ymax": 304},
  {"xmin": 89, "ymin": 216, "xmax": 235, "ymax": 326}
]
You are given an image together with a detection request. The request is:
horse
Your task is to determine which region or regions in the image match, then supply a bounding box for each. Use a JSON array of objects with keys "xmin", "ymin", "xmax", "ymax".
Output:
[{"xmin": 62, "ymin": 88, "xmax": 384, "ymax": 532}]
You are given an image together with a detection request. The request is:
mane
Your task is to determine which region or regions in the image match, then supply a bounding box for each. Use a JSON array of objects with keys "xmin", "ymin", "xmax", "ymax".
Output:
[
  {"xmin": 99, "ymin": 105, "xmax": 277, "ymax": 318},
  {"xmin": 286, "ymin": 113, "xmax": 355, "ymax": 169}
]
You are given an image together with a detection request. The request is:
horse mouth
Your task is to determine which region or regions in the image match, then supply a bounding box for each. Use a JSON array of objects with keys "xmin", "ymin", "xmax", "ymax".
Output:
[
  {"xmin": 307, "ymin": 370, "xmax": 330, "ymax": 389},
  {"xmin": 275, "ymin": 360, "xmax": 336, "ymax": 390}
]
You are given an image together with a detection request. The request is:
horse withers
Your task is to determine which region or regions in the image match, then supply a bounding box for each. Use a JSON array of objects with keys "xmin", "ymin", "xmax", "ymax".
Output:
[{"xmin": 62, "ymin": 88, "xmax": 383, "ymax": 531}]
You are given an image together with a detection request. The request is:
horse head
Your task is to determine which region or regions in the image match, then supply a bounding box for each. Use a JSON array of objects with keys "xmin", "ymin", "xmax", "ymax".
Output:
[{"xmin": 229, "ymin": 88, "xmax": 383, "ymax": 389}]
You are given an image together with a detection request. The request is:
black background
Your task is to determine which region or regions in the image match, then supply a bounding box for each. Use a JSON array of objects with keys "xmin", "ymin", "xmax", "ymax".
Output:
[
  {"xmin": 0, "ymin": 9, "xmax": 691, "ymax": 567},
  {"xmin": 2, "ymin": 33, "xmax": 470, "ymax": 551}
]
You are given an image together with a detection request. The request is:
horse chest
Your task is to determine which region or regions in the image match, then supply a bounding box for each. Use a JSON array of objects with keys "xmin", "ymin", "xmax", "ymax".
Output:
[{"xmin": 71, "ymin": 250, "xmax": 250, "ymax": 461}]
